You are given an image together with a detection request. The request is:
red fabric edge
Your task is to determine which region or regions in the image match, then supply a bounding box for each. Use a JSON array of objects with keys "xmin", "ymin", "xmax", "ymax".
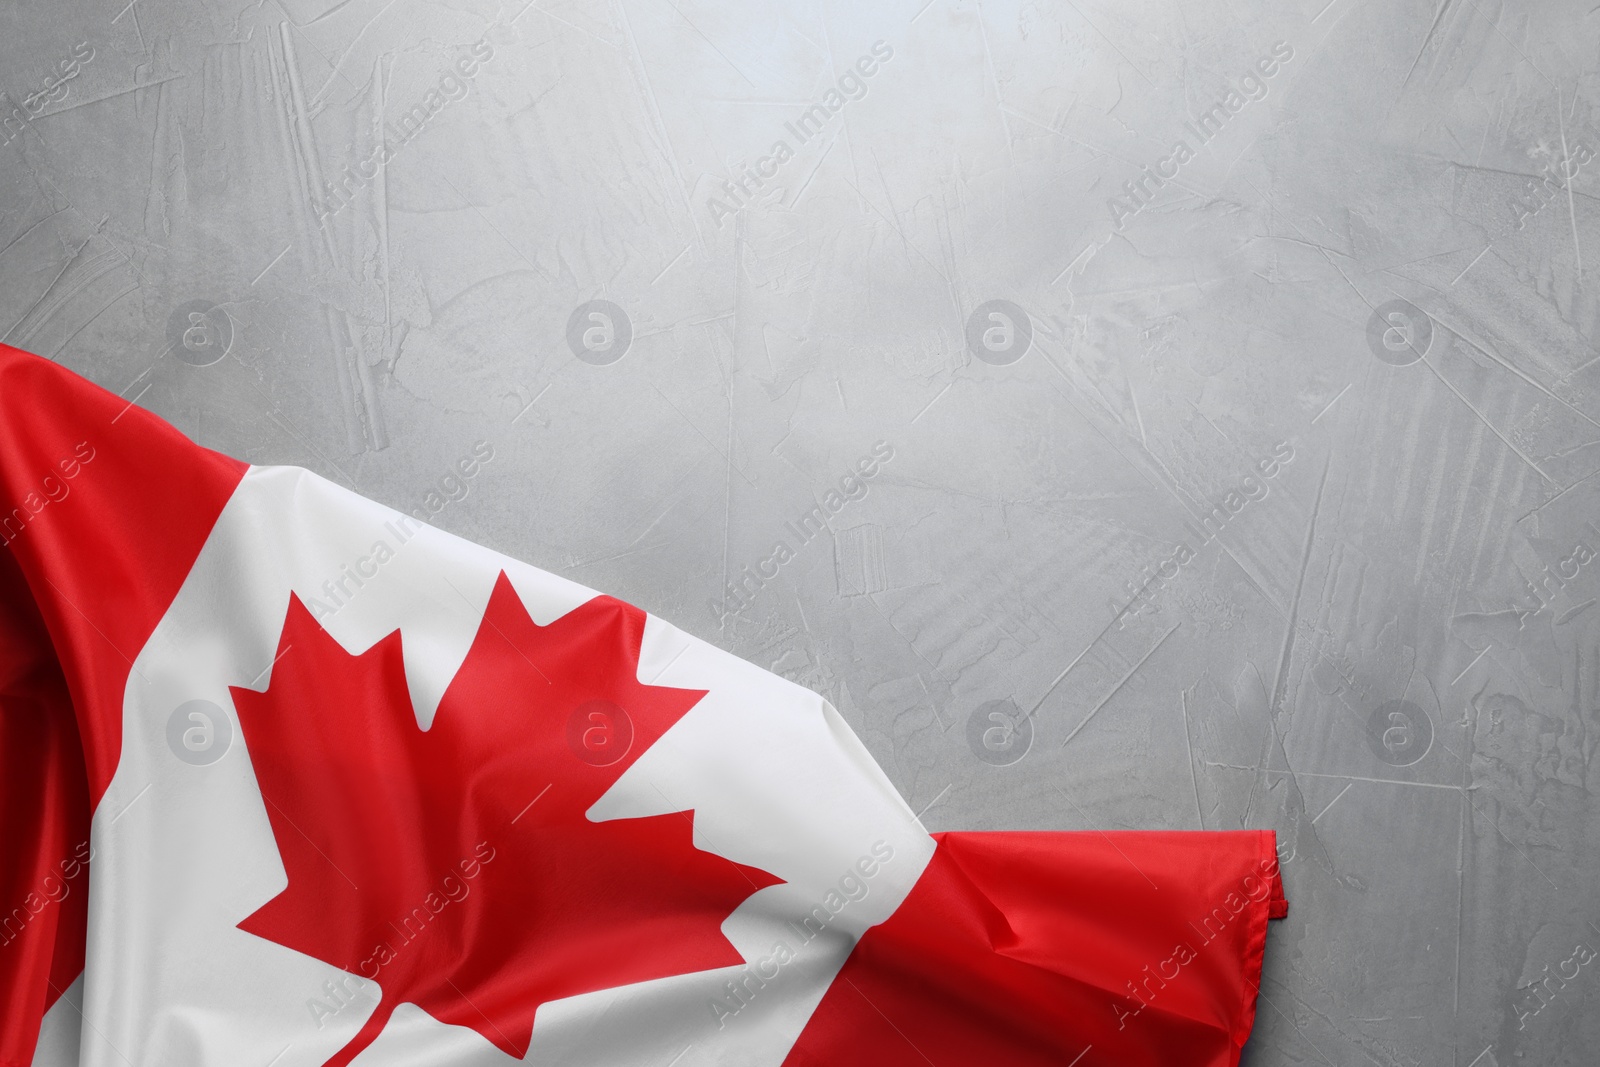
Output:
[
  {"xmin": 1226, "ymin": 830, "xmax": 1285, "ymax": 1064},
  {"xmin": 784, "ymin": 829, "xmax": 1289, "ymax": 1066}
]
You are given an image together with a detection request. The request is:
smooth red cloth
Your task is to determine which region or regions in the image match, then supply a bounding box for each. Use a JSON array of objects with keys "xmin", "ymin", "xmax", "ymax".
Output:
[
  {"xmin": 0, "ymin": 344, "xmax": 245, "ymax": 1065},
  {"xmin": 784, "ymin": 830, "xmax": 1285, "ymax": 1066},
  {"xmin": 0, "ymin": 548, "xmax": 88, "ymax": 1065}
]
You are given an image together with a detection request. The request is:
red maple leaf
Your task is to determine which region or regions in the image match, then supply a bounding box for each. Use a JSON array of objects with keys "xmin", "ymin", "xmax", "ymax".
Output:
[{"xmin": 232, "ymin": 572, "xmax": 780, "ymax": 1065}]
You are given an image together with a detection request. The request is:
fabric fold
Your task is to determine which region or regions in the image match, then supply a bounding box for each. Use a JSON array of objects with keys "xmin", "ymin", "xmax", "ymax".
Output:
[{"xmin": 782, "ymin": 830, "xmax": 1285, "ymax": 1067}]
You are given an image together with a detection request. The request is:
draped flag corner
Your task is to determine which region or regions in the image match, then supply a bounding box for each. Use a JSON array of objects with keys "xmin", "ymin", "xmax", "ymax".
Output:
[{"xmin": 0, "ymin": 343, "xmax": 1285, "ymax": 1067}]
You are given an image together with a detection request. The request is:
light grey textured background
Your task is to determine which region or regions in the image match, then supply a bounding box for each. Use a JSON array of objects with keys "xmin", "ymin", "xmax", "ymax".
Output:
[{"xmin": 4, "ymin": 0, "xmax": 1599, "ymax": 1063}]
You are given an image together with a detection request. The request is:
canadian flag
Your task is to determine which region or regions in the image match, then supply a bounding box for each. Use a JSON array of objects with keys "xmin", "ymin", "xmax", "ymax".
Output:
[{"xmin": 0, "ymin": 344, "xmax": 1285, "ymax": 1067}]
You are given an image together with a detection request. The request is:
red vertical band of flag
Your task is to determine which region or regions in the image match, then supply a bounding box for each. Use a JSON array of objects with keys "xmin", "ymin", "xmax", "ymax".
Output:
[
  {"xmin": 0, "ymin": 344, "xmax": 246, "ymax": 1064},
  {"xmin": 0, "ymin": 548, "xmax": 88, "ymax": 1065},
  {"xmin": 784, "ymin": 829, "xmax": 1286, "ymax": 1067}
]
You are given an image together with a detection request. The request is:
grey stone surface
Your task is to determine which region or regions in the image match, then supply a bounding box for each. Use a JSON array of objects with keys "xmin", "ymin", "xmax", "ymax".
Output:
[{"xmin": 4, "ymin": 0, "xmax": 1599, "ymax": 1063}]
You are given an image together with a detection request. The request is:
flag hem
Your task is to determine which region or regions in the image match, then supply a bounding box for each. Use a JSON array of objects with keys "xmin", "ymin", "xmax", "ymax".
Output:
[{"xmin": 1228, "ymin": 829, "xmax": 1286, "ymax": 1064}]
